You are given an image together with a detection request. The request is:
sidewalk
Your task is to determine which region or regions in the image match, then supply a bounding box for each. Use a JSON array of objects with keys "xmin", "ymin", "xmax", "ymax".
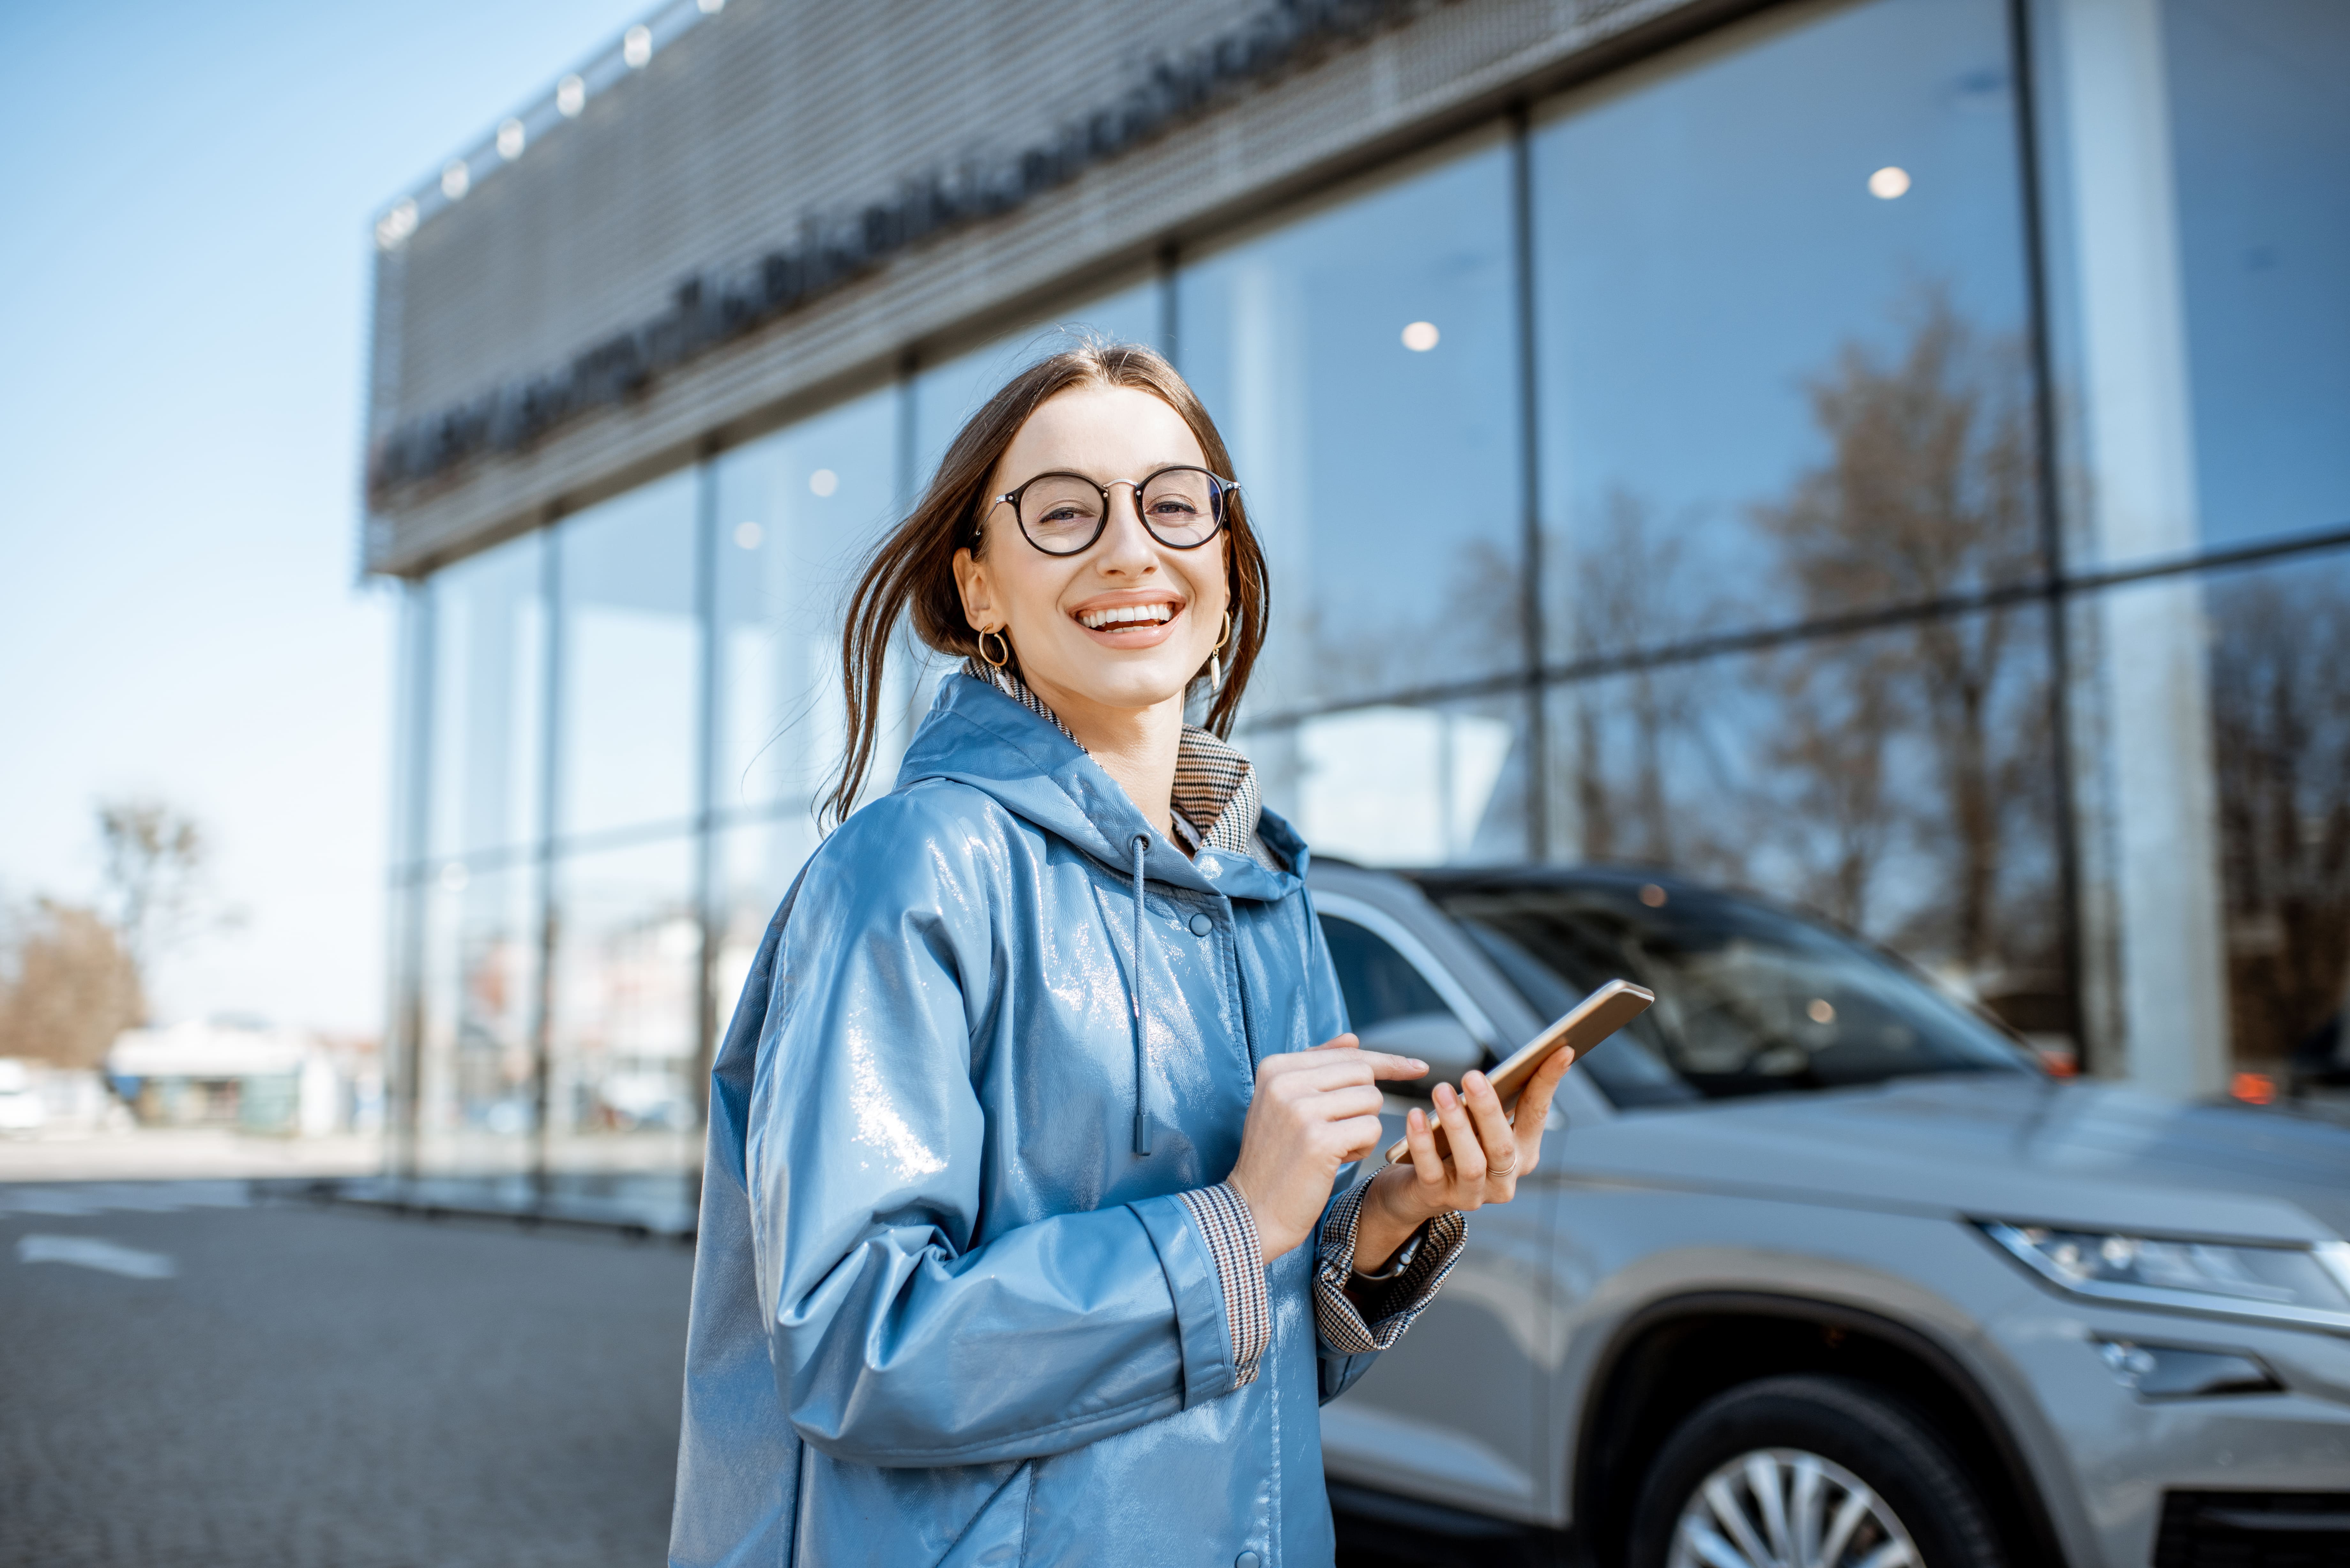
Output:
[{"xmin": 0, "ymin": 1127, "xmax": 384, "ymax": 1183}]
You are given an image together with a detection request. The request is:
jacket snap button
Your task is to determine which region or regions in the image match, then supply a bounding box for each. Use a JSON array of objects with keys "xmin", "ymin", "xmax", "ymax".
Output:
[
  {"xmin": 1235, "ymin": 1554, "xmax": 1262, "ymax": 1568},
  {"xmin": 1188, "ymin": 913, "xmax": 1215, "ymax": 937}
]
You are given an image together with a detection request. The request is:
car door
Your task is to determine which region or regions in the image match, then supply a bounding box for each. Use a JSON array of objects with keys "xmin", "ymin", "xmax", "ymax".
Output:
[{"xmin": 1312, "ymin": 890, "xmax": 1561, "ymax": 1523}]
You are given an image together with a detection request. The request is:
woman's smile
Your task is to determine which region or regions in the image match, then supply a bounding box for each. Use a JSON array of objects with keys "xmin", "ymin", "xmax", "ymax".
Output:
[{"xmin": 1072, "ymin": 592, "xmax": 1185, "ymax": 643}]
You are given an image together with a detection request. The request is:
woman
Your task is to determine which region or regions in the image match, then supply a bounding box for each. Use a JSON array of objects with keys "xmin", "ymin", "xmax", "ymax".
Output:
[{"xmin": 671, "ymin": 343, "xmax": 1575, "ymax": 1567}]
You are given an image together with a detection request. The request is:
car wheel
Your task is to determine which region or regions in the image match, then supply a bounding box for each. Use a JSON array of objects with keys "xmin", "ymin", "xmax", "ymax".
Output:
[{"xmin": 1627, "ymin": 1374, "xmax": 2005, "ymax": 1568}]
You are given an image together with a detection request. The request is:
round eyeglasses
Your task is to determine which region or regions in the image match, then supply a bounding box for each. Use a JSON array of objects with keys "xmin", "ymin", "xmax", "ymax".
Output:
[{"xmin": 985, "ymin": 466, "xmax": 1237, "ymax": 556}]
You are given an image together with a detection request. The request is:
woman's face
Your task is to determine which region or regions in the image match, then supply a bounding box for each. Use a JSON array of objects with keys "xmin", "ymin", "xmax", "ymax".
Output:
[{"xmin": 954, "ymin": 383, "xmax": 1231, "ymax": 722}]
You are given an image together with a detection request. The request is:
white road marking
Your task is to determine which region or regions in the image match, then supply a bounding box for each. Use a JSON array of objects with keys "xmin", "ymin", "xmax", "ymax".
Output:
[{"xmin": 16, "ymin": 1234, "xmax": 177, "ymax": 1278}]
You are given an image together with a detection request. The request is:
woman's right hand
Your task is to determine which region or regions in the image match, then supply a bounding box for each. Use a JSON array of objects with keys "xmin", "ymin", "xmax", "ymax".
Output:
[{"xmin": 1225, "ymin": 1034, "xmax": 1428, "ymax": 1263}]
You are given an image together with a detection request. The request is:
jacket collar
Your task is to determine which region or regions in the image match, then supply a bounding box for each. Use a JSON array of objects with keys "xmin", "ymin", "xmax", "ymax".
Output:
[{"xmin": 895, "ymin": 672, "xmax": 1304, "ymax": 903}]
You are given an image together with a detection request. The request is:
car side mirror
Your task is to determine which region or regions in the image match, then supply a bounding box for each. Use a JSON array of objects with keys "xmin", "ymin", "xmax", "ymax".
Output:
[{"xmin": 1355, "ymin": 1011, "xmax": 1486, "ymax": 1089}]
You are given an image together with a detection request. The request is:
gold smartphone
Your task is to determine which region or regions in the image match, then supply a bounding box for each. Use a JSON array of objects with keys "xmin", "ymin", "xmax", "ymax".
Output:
[{"xmin": 1380, "ymin": 978, "xmax": 1655, "ymax": 1165}]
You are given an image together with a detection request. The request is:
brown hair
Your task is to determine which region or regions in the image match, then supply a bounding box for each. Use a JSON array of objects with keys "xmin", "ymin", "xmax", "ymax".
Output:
[{"xmin": 823, "ymin": 341, "xmax": 1267, "ymax": 829}]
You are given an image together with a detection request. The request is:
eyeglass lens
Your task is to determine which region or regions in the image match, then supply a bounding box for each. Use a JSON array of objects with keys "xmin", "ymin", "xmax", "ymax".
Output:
[{"xmin": 1016, "ymin": 469, "xmax": 1223, "ymax": 554}]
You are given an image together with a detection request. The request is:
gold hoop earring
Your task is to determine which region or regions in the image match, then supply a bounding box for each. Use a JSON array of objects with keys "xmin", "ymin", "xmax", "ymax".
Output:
[
  {"xmin": 978, "ymin": 628, "xmax": 1011, "ymax": 669},
  {"xmin": 1208, "ymin": 611, "xmax": 1232, "ymax": 690}
]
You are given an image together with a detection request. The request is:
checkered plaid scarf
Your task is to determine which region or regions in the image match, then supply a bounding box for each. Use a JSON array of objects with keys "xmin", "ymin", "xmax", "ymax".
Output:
[{"xmin": 964, "ymin": 659, "xmax": 1281, "ymax": 871}]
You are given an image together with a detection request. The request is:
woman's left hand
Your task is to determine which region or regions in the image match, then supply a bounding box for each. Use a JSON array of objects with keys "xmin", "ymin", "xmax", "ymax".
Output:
[{"xmin": 1353, "ymin": 1044, "xmax": 1575, "ymax": 1272}]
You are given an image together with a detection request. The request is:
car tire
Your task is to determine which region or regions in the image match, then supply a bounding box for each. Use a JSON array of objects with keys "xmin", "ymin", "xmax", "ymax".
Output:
[{"xmin": 1626, "ymin": 1374, "xmax": 2006, "ymax": 1568}]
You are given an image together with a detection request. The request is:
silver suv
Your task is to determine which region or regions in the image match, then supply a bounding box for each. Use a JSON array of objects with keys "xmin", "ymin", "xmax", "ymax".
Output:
[{"xmin": 1309, "ymin": 860, "xmax": 2350, "ymax": 1568}]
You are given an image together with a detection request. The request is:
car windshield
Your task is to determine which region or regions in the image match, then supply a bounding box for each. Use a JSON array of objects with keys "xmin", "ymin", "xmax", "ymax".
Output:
[{"xmin": 1421, "ymin": 875, "xmax": 2037, "ymax": 1108}]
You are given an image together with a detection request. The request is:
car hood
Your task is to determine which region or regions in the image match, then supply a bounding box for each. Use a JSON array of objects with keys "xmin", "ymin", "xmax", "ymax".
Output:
[{"xmin": 1558, "ymin": 1073, "xmax": 2350, "ymax": 1243}]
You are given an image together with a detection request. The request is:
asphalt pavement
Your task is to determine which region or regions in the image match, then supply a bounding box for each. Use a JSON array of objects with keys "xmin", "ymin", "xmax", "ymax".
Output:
[
  {"xmin": 0, "ymin": 1181, "xmax": 1484, "ymax": 1568},
  {"xmin": 1, "ymin": 1185, "xmax": 693, "ymax": 1568}
]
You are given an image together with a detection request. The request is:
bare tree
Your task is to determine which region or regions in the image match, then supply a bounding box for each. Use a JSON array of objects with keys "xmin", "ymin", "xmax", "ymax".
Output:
[
  {"xmin": 96, "ymin": 797, "xmax": 212, "ymax": 1002},
  {"xmin": 0, "ymin": 898, "xmax": 145, "ymax": 1068},
  {"xmin": 1751, "ymin": 289, "xmax": 2050, "ymax": 977},
  {"xmin": 2209, "ymin": 567, "xmax": 2350, "ymax": 1064}
]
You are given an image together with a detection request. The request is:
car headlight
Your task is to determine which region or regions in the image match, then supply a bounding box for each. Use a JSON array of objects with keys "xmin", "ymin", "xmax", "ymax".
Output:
[{"xmin": 1979, "ymin": 1221, "xmax": 2350, "ymax": 1332}]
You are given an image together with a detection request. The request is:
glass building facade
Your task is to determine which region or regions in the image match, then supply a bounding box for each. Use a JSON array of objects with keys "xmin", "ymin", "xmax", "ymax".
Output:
[{"xmin": 381, "ymin": 0, "xmax": 2350, "ymax": 1200}]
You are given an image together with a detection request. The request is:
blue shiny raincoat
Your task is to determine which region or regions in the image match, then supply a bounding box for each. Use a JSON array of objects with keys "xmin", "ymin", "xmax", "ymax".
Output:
[{"xmin": 670, "ymin": 673, "xmax": 1453, "ymax": 1568}]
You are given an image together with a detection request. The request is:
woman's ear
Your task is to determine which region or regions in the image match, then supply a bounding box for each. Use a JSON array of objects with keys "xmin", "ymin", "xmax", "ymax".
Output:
[{"xmin": 952, "ymin": 546, "xmax": 996, "ymax": 632}]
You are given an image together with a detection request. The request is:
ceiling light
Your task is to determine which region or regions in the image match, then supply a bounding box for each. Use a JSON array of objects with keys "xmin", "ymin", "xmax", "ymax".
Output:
[
  {"xmin": 698, "ymin": 0, "xmax": 725, "ymax": 11},
  {"xmin": 808, "ymin": 469, "xmax": 839, "ymax": 497},
  {"xmin": 441, "ymin": 160, "xmax": 470, "ymax": 200},
  {"xmin": 557, "ymin": 74, "xmax": 586, "ymax": 117},
  {"xmin": 1400, "ymin": 320, "xmax": 1439, "ymax": 352},
  {"xmin": 497, "ymin": 118, "xmax": 526, "ymax": 160},
  {"xmin": 734, "ymin": 522, "xmax": 764, "ymax": 550},
  {"xmin": 1869, "ymin": 165, "xmax": 1911, "ymax": 200},
  {"xmin": 624, "ymin": 25, "xmax": 652, "ymax": 67}
]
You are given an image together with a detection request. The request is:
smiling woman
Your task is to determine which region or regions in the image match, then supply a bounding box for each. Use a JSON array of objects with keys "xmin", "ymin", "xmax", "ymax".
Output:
[{"xmin": 671, "ymin": 341, "xmax": 1574, "ymax": 1567}]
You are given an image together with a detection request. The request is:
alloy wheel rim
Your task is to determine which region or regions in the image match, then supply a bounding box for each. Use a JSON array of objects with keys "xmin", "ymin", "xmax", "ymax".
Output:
[{"xmin": 1666, "ymin": 1447, "xmax": 1920, "ymax": 1568}]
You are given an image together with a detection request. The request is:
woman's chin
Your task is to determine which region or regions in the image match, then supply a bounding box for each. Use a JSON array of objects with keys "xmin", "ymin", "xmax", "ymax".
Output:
[{"xmin": 1023, "ymin": 648, "xmax": 1202, "ymax": 716}]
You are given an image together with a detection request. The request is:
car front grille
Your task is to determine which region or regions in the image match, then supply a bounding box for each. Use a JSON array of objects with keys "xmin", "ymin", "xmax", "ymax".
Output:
[{"xmin": 2156, "ymin": 1491, "xmax": 2350, "ymax": 1568}]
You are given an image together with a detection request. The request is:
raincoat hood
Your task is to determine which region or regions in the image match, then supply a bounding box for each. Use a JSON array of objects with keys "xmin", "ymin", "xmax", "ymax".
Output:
[{"xmin": 899, "ymin": 670, "xmax": 1308, "ymax": 907}]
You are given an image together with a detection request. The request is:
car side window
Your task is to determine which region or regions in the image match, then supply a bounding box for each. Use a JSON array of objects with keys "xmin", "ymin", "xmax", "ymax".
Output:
[{"xmin": 1318, "ymin": 914, "xmax": 1486, "ymax": 1088}]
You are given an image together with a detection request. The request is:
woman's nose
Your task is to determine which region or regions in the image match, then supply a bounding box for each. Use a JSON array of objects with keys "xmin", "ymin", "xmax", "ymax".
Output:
[{"xmin": 1093, "ymin": 485, "xmax": 1158, "ymax": 573}]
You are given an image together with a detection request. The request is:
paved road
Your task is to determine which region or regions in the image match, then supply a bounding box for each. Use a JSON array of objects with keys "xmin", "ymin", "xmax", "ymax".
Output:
[
  {"xmin": 2, "ymin": 1186, "xmax": 693, "ymax": 1568},
  {"xmin": 0, "ymin": 1183, "xmax": 1500, "ymax": 1567}
]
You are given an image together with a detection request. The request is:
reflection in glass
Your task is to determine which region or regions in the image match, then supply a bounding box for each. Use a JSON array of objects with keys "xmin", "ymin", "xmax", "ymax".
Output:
[
  {"xmin": 1546, "ymin": 606, "xmax": 2064, "ymax": 1048},
  {"xmin": 426, "ymin": 531, "xmax": 545, "ymax": 860},
  {"xmin": 1422, "ymin": 869, "xmax": 2033, "ymax": 1105},
  {"xmin": 713, "ymin": 389, "xmax": 898, "ymax": 816},
  {"xmin": 713, "ymin": 818, "xmax": 822, "ymax": 1029},
  {"xmin": 546, "ymin": 836, "xmax": 700, "ymax": 1173},
  {"xmin": 911, "ymin": 280, "xmax": 1163, "ymax": 488},
  {"xmin": 1532, "ymin": 0, "xmax": 2035, "ymax": 652},
  {"xmin": 2164, "ymin": 0, "xmax": 2350, "ymax": 546},
  {"xmin": 556, "ymin": 471, "xmax": 700, "ymax": 839},
  {"xmin": 1179, "ymin": 138, "xmax": 1521, "ymax": 711},
  {"xmin": 2202, "ymin": 552, "xmax": 2350, "ymax": 1073},
  {"xmin": 415, "ymin": 861, "xmax": 540, "ymax": 1175},
  {"xmin": 1246, "ymin": 695, "xmax": 1527, "ymax": 866}
]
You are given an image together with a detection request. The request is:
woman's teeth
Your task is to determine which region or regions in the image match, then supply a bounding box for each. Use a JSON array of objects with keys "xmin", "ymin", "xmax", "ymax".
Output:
[{"xmin": 1077, "ymin": 603, "xmax": 1177, "ymax": 631}]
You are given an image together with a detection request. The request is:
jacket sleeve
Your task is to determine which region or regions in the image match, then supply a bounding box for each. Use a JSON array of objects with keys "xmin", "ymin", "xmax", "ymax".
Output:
[{"xmin": 747, "ymin": 789, "xmax": 1244, "ymax": 1467}]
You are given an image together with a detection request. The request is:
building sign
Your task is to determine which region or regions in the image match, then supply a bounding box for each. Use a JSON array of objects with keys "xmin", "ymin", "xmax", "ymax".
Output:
[{"xmin": 368, "ymin": 0, "xmax": 1445, "ymax": 502}]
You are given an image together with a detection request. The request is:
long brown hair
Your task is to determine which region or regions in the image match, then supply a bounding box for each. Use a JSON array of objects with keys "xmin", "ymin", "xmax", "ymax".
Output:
[{"xmin": 823, "ymin": 341, "xmax": 1268, "ymax": 830}]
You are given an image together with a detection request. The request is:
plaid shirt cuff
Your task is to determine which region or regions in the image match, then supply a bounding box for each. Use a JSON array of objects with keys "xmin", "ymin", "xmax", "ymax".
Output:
[
  {"xmin": 1176, "ymin": 1182, "xmax": 1270, "ymax": 1387},
  {"xmin": 1311, "ymin": 1168, "xmax": 1467, "ymax": 1356}
]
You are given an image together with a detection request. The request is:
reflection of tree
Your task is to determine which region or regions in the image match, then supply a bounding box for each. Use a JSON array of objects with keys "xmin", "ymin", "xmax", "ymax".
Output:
[
  {"xmin": 1560, "ymin": 292, "xmax": 2058, "ymax": 1019},
  {"xmin": 1559, "ymin": 491, "xmax": 1747, "ymax": 879},
  {"xmin": 2210, "ymin": 569, "xmax": 2350, "ymax": 1064},
  {"xmin": 1752, "ymin": 292, "xmax": 2050, "ymax": 983}
]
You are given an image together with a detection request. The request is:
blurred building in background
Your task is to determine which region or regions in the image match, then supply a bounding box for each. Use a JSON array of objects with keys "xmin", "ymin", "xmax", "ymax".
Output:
[{"xmin": 362, "ymin": 0, "xmax": 2349, "ymax": 1204}]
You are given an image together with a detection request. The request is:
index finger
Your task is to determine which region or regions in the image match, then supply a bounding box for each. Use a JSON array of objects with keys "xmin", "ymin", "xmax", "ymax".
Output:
[{"xmin": 1284, "ymin": 1046, "xmax": 1431, "ymax": 1082}]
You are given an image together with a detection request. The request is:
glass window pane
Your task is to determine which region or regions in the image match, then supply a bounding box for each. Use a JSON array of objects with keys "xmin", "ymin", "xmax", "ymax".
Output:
[
  {"xmin": 2164, "ymin": 0, "xmax": 2350, "ymax": 547},
  {"xmin": 2200, "ymin": 551, "xmax": 2350, "ymax": 1079},
  {"xmin": 556, "ymin": 471, "xmax": 701, "ymax": 839},
  {"xmin": 426, "ymin": 531, "xmax": 545, "ymax": 861},
  {"xmin": 1180, "ymin": 139, "xmax": 1523, "ymax": 712},
  {"xmin": 414, "ymin": 861, "xmax": 540, "ymax": 1176},
  {"xmin": 1544, "ymin": 604, "xmax": 2069, "ymax": 1061},
  {"xmin": 911, "ymin": 279, "xmax": 1164, "ymax": 489},
  {"xmin": 713, "ymin": 389, "xmax": 898, "ymax": 816},
  {"xmin": 712, "ymin": 817, "xmax": 823, "ymax": 1031},
  {"xmin": 546, "ymin": 836, "xmax": 701, "ymax": 1174},
  {"xmin": 1533, "ymin": 0, "xmax": 2037, "ymax": 657},
  {"xmin": 1246, "ymin": 692, "xmax": 1528, "ymax": 866}
]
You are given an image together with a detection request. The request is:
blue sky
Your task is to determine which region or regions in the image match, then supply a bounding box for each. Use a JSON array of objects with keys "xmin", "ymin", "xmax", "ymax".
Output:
[{"xmin": 0, "ymin": 0, "xmax": 647, "ymax": 1033}]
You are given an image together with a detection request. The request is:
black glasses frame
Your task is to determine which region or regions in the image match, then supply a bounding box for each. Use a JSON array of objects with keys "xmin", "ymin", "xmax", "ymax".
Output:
[{"xmin": 981, "ymin": 465, "xmax": 1239, "ymax": 556}]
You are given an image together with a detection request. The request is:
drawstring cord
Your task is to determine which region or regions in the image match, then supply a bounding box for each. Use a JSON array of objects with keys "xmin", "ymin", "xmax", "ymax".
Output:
[{"xmin": 1131, "ymin": 831, "xmax": 1153, "ymax": 1156}]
